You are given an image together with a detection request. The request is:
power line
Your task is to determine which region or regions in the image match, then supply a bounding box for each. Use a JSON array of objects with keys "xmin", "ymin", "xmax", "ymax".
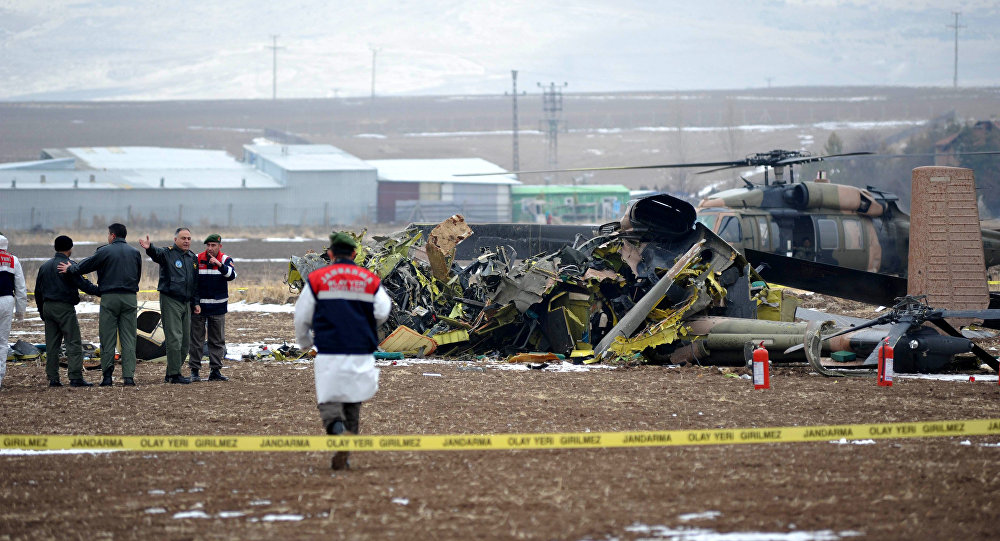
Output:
[{"xmin": 946, "ymin": 12, "xmax": 965, "ymax": 89}]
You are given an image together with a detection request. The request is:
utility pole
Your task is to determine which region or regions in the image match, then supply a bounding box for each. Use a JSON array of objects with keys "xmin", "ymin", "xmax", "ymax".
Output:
[
  {"xmin": 510, "ymin": 70, "xmax": 520, "ymax": 174},
  {"xmin": 369, "ymin": 45, "xmax": 381, "ymax": 102},
  {"xmin": 538, "ymin": 81, "xmax": 568, "ymax": 185},
  {"xmin": 947, "ymin": 12, "xmax": 965, "ymax": 88},
  {"xmin": 268, "ymin": 35, "xmax": 283, "ymax": 100}
]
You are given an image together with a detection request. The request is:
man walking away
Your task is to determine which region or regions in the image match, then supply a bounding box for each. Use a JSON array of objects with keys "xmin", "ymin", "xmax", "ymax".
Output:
[
  {"xmin": 59, "ymin": 223, "xmax": 142, "ymax": 387},
  {"xmin": 189, "ymin": 233, "xmax": 236, "ymax": 382},
  {"xmin": 140, "ymin": 228, "xmax": 200, "ymax": 384},
  {"xmin": 35, "ymin": 235, "xmax": 101, "ymax": 387},
  {"xmin": 0, "ymin": 234, "xmax": 28, "ymax": 390},
  {"xmin": 294, "ymin": 232, "xmax": 391, "ymax": 470}
]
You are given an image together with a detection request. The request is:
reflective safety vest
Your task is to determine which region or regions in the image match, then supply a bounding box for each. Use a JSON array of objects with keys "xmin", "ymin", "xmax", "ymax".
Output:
[
  {"xmin": 307, "ymin": 261, "xmax": 382, "ymax": 355},
  {"xmin": 0, "ymin": 250, "xmax": 15, "ymax": 297}
]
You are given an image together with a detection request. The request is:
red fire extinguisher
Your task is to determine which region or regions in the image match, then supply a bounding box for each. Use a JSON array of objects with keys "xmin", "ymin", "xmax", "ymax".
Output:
[
  {"xmin": 877, "ymin": 338, "xmax": 893, "ymax": 387},
  {"xmin": 753, "ymin": 341, "xmax": 770, "ymax": 390}
]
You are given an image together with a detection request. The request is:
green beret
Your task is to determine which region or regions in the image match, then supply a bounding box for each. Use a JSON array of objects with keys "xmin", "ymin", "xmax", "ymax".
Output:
[
  {"xmin": 204, "ymin": 234, "xmax": 222, "ymax": 244},
  {"xmin": 329, "ymin": 231, "xmax": 358, "ymax": 249}
]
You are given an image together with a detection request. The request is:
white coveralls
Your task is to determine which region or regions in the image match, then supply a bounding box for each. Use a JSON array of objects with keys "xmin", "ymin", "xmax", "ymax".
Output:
[
  {"xmin": 294, "ymin": 282, "xmax": 392, "ymax": 404},
  {"xmin": 0, "ymin": 235, "xmax": 29, "ymax": 389}
]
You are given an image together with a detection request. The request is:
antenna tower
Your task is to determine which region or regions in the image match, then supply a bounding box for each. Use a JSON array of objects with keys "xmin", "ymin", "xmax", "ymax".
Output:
[{"xmin": 538, "ymin": 81, "xmax": 568, "ymax": 184}]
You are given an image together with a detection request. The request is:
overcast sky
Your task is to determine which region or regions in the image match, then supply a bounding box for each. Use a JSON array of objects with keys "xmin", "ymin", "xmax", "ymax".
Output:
[{"xmin": 1, "ymin": 0, "xmax": 997, "ymax": 100}]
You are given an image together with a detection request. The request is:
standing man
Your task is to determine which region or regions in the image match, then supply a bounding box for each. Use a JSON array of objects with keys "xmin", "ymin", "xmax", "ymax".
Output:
[
  {"xmin": 35, "ymin": 235, "xmax": 101, "ymax": 387},
  {"xmin": 188, "ymin": 233, "xmax": 236, "ymax": 382},
  {"xmin": 140, "ymin": 228, "xmax": 199, "ymax": 384},
  {"xmin": 294, "ymin": 232, "xmax": 391, "ymax": 471},
  {"xmin": 0, "ymin": 234, "xmax": 28, "ymax": 390},
  {"xmin": 58, "ymin": 223, "xmax": 142, "ymax": 387}
]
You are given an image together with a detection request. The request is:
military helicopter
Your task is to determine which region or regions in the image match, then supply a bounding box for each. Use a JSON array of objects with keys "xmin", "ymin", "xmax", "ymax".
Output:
[{"xmin": 462, "ymin": 149, "xmax": 1000, "ymax": 277}]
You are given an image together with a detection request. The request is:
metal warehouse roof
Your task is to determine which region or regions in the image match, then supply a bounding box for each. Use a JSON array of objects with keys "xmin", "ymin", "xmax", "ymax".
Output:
[
  {"xmin": 244, "ymin": 144, "xmax": 375, "ymax": 172},
  {"xmin": 0, "ymin": 147, "xmax": 279, "ymax": 190},
  {"xmin": 512, "ymin": 184, "xmax": 630, "ymax": 195},
  {"xmin": 368, "ymin": 158, "xmax": 520, "ymax": 185},
  {"xmin": 67, "ymin": 146, "xmax": 248, "ymax": 170}
]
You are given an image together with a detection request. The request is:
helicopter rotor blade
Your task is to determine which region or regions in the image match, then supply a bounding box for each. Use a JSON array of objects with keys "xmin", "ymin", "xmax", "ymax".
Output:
[
  {"xmin": 935, "ymin": 309, "xmax": 1000, "ymax": 320},
  {"xmin": 774, "ymin": 151, "xmax": 875, "ymax": 166},
  {"xmin": 453, "ymin": 160, "xmax": 750, "ymax": 177},
  {"xmin": 928, "ymin": 318, "xmax": 1000, "ymax": 371},
  {"xmin": 859, "ymin": 320, "xmax": 912, "ymax": 366}
]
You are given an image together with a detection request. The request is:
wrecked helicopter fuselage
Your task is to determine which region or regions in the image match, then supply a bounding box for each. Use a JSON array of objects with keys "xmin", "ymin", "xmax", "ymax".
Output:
[{"xmin": 285, "ymin": 192, "xmax": 994, "ymax": 374}]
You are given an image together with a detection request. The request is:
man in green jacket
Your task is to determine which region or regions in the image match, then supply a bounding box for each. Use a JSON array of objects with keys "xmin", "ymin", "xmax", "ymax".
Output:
[
  {"xmin": 36, "ymin": 235, "xmax": 101, "ymax": 387},
  {"xmin": 140, "ymin": 228, "xmax": 200, "ymax": 384},
  {"xmin": 59, "ymin": 223, "xmax": 143, "ymax": 387}
]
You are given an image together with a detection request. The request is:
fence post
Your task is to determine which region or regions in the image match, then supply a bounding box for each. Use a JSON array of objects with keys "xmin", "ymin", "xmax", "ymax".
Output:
[{"xmin": 324, "ymin": 202, "xmax": 329, "ymax": 227}]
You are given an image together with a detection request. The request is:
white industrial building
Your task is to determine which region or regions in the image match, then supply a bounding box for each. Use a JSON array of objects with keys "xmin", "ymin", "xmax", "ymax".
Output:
[
  {"xmin": 368, "ymin": 158, "xmax": 520, "ymax": 223},
  {"xmin": 0, "ymin": 144, "xmax": 377, "ymax": 230}
]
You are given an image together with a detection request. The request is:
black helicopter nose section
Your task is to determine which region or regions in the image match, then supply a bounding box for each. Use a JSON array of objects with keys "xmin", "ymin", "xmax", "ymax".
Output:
[{"xmin": 626, "ymin": 193, "xmax": 697, "ymax": 238}]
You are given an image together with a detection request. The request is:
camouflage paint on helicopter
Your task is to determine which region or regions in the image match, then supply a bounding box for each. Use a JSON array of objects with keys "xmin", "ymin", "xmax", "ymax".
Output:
[{"xmin": 696, "ymin": 178, "xmax": 1000, "ymax": 277}]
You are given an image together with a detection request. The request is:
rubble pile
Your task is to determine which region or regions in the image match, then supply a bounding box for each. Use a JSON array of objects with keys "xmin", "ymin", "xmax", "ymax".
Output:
[{"xmin": 286, "ymin": 194, "xmax": 786, "ymax": 365}]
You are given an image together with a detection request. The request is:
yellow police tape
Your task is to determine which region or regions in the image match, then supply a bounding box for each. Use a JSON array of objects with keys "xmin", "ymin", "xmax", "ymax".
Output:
[{"xmin": 3, "ymin": 419, "xmax": 999, "ymax": 453}]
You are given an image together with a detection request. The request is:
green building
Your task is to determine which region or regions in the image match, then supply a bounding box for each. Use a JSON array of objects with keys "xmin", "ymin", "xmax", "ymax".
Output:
[{"xmin": 511, "ymin": 185, "xmax": 630, "ymax": 224}]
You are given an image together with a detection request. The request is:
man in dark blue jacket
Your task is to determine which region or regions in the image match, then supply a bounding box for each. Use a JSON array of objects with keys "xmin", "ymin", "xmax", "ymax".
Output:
[
  {"xmin": 140, "ymin": 228, "xmax": 200, "ymax": 384},
  {"xmin": 294, "ymin": 232, "xmax": 391, "ymax": 471},
  {"xmin": 59, "ymin": 223, "xmax": 142, "ymax": 387},
  {"xmin": 188, "ymin": 233, "xmax": 236, "ymax": 382},
  {"xmin": 36, "ymin": 235, "xmax": 101, "ymax": 387}
]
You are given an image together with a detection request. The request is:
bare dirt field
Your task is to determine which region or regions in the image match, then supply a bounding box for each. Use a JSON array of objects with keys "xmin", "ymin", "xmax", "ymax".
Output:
[
  {"xmin": 3, "ymin": 258, "xmax": 1000, "ymax": 540},
  {"xmin": 2, "ymin": 349, "xmax": 999, "ymax": 540}
]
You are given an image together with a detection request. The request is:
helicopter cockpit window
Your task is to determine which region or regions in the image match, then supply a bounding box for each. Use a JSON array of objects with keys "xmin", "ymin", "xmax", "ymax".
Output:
[
  {"xmin": 756, "ymin": 218, "xmax": 770, "ymax": 250},
  {"xmin": 817, "ymin": 219, "xmax": 839, "ymax": 250},
  {"xmin": 718, "ymin": 216, "xmax": 741, "ymax": 244},
  {"xmin": 696, "ymin": 214, "xmax": 718, "ymax": 231},
  {"xmin": 843, "ymin": 219, "xmax": 864, "ymax": 250}
]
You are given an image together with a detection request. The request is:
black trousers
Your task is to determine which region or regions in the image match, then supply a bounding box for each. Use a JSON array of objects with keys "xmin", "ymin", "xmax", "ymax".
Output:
[{"xmin": 318, "ymin": 402, "xmax": 361, "ymax": 434}]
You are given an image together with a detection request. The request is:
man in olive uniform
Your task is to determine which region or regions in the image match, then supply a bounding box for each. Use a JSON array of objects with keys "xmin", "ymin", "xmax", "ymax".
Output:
[
  {"xmin": 140, "ymin": 228, "xmax": 200, "ymax": 384},
  {"xmin": 36, "ymin": 235, "xmax": 101, "ymax": 387},
  {"xmin": 59, "ymin": 223, "xmax": 143, "ymax": 387}
]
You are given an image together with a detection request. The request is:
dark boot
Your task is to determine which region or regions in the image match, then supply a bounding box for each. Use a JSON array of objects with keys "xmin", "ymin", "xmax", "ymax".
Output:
[
  {"xmin": 99, "ymin": 375, "xmax": 113, "ymax": 387},
  {"xmin": 69, "ymin": 379, "xmax": 93, "ymax": 387},
  {"xmin": 122, "ymin": 377, "xmax": 136, "ymax": 387},
  {"xmin": 189, "ymin": 367, "xmax": 201, "ymax": 382},
  {"xmin": 326, "ymin": 420, "xmax": 352, "ymax": 471},
  {"xmin": 164, "ymin": 374, "xmax": 191, "ymax": 384},
  {"xmin": 208, "ymin": 369, "xmax": 228, "ymax": 382},
  {"xmin": 49, "ymin": 379, "xmax": 63, "ymax": 387}
]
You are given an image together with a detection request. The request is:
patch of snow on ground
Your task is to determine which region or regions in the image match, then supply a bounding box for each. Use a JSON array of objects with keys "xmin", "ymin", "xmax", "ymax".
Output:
[
  {"xmin": 226, "ymin": 301, "xmax": 295, "ymax": 313},
  {"xmin": 897, "ymin": 374, "xmax": 999, "ymax": 382},
  {"xmin": 829, "ymin": 439, "xmax": 876, "ymax": 445},
  {"xmin": 262, "ymin": 237, "xmax": 321, "ymax": 243},
  {"xmin": 677, "ymin": 511, "xmax": 721, "ymax": 522},
  {"xmin": 391, "ymin": 497, "xmax": 410, "ymax": 505},
  {"xmin": 256, "ymin": 514, "xmax": 304, "ymax": 522},
  {"xmin": 173, "ymin": 510, "xmax": 210, "ymax": 519},
  {"xmin": 622, "ymin": 523, "xmax": 862, "ymax": 540}
]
